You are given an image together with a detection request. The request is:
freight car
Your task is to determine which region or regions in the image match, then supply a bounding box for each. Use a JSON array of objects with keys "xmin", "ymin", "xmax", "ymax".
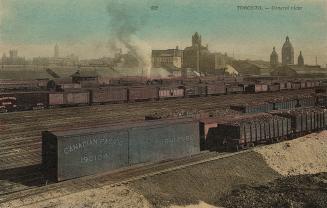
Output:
[
  {"xmin": 208, "ymin": 107, "xmax": 327, "ymax": 151},
  {"xmin": 199, "ymin": 118, "xmax": 221, "ymax": 150},
  {"xmin": 296, "ymin": 95, "xmax": 316, "ymax": 108},
  {"xmin": 90, "ymin": 87, "xmax": 128, "ymax": 104},
  {"xmin": 184, "ymin": 85, "xmax": 207, "ymax": 97},
  {"xmin": 272, "ymin": 108, "xmax": 326, "ymax": 136},
  {"xmin": 0, "ymin": 94, "xmax": 16, "ymax": 112},
  {"xmin": 315, "ymin": 86, "xmax": 327, "ymax": 94},
  {"xmin": 158, "ymin": 86, "xmax": 184, "ymax": 99},
  {"xmin": 268, "ymin": 97, "xmax": 297, "ymax": 110},
  {"xmin": 0, "ymin": 77, "xmax": 324, "ymax": 113},
  {"xmin": 0, "ymin": 91, "xmax": 48, "ymax": 111},
  {"xmin": 268, "ymin": 83, "xmax": 280, "ymax": 92},
  {"xmin": 230, "ymin": 102, "xmax": 273, "ymax": 114},
  {"xmin": 213, "ymin": 114, "xmax": 291, "ymax": 151},
  {"xmin": 49, "ymin": 90, "xmax": 90, "ymax": 107},
  {"xmin": 291, "ymin": 82, "xmax": 301, "ymax": 90},
  {"xmin": 245, "ymin": 84, "xmax": 268, "ymax": 93},
  {"xmin": 316, "ymin": 94, "xmax": 327, "ymax": 107},
  {"xmin": 128, "ymin": 86, "xmax": 158, "ymax": 101},
  {"xmin": 206, "ymin": 83, "xmax": 226, "ymax": 95},
  {"xmin": 42, "ymin": 118, "xmax": 200, "ymax": 181},
  {"xmin": 279, "ymin": 81, "xmax": 292, "ymax": 90},
  {"xmin": 306, "ymin": 81, "xmax": 314, "ymax": 88},
  {"xmin": 226, "ymin": 84, "xmax": 244, "ymax": 94}
]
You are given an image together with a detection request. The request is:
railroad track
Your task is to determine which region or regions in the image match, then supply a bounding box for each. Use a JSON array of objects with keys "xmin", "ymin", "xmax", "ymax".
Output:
[
  {"xmin": 0, "ymin": 89, "xmax": 314, "ymax": 170},
  {"xmin": 0, "ymin": 150, "xmax": 252, "ymax": 208}
]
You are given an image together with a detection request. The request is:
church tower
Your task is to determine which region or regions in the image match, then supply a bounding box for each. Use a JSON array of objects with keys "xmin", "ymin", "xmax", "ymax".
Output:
[
  {"xmin": 191, "ymin": 32, "xmax": 201, "ymax": 72},
  {"xmin": 282, "ymin": 36, "xmax": 294, "ymax": 65},
  {"xmin": 298, "ymin": 51, "xmax": 304, "ymax": 66},
  {"xmin": 270, "ymin": 47, "xmax": 278, "ymax": 68}
]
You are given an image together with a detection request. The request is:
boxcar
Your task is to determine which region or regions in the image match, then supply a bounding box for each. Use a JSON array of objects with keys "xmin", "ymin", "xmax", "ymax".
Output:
[
  {"xmin": 0, "ymin": 93, "xmax": 17, "ymax": 111},
  {"xmin": 226, "ymin": 84, "xmax": 244, "ymax": 94},
  {"xmin": 64, "ymin": 91, "xmax": 90, "ymax": 105},
  {"xmin": 128, "ymin": 86, "xmax": 158, "ymax": 101},
  {"xmin": 313, "ymin": 81, "xmax": 320, "ymax": 87},
  {"xmin": 49, "ymin": 91, "xmax": 90, "ymax": 107},
  {"xmin": 184, "ymin": 85, "xmax": 207, "ymax": 97},
  {"xmin": 306, "ymin": 81, "xmax": 314, "ymax": 88},
  {"xmin": 300, "ymin": 81, "xmax": 306, "ymax": 89},
  {"xmin": 206, "ymin": 84, "xmax": 226, "ymax": 95},
  {"xmin": 291, "ymin": 82, "xmax": 301, "ymax": 90},
  {"xmin": 286, "ymin": 82, "xmax": 292, "ymax": 89},
  {"xmin": 245, "ymin": 84, "xmax": 268, "ymax": 93},
  {"xmin": 1, "ymin": 91, "xmax": 49, "ymax": 111},
  {"xmin": 279, "ymin": 82, "xmax": 292, "ymax": 90},
  {"xmin": 49, "ymin": 92, "xmax": 64, "ymax": 106},
  {"xmin": 90, "ymin": 87, "xmax": 128, "ymax": 103},
  {"xmin": 268, "ymin": 83, "xmax": 280, "ymax": 92},
  {"xmin": 42, "ymin": 118, "xmax": 200, "ymax": 181},
  {"xmin": 158, "ymin": 86, "xmax": 184, "ymax": 99}
]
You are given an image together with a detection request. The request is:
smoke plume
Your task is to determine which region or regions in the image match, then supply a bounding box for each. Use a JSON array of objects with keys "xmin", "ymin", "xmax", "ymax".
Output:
[{"xmin": 107, "ymin": 0, "xmax": 152, "ymax": 78}]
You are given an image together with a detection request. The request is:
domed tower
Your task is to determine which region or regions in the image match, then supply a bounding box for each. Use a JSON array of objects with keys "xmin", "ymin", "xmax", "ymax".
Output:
[
  {"xmin": 270, "ymin": 47, "xmax": 279, "ymax": 68},
  {"xmin": 298, "ymin": 51, "xmax": 304, "ymax": 66},
  {"xmin": 192, "ymin": 32, "xmax": 202, "ymax": 48},
  {"xmin": 282, "ymin": 36, "xmax": 294, "ymax": 65}
]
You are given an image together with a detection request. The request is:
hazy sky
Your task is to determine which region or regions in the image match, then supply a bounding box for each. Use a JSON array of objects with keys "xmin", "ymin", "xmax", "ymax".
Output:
[{"xmin": 0, "ymin": 0, "xmax": 326, "ymax": 65}]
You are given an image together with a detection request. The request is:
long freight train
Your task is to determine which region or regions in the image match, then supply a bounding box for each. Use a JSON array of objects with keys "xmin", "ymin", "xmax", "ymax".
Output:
[{"xmin": 0, "ymin": 79, "xmax": 324, "ymax": 112}]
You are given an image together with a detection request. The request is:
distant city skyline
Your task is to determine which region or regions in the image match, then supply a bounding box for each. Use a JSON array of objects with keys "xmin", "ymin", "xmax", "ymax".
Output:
[{"xmin": 0, "ymin": 0, "xmax": 326, "ymax": 66}]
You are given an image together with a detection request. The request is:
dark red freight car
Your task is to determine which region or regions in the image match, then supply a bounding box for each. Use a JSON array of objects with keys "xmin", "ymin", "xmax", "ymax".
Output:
[
  {"xmin": 90, "ymin": 87, "xmax": 128, "ymax": 103},
  {"xmin": 128, "ymin": 86, "xmax": 158, "ymax": 101},
  {"xmin": 0, "ymin": 94, "xmax": 17, "ymax": 112},
  {"xmin": 0, "ymin": 91, "xmax": 49, "ymax": 111},
  {"xmin": 268, "ymin": 83, "xmax": 280, "ymax": 92},
  {"xmin": 199, "ymin": 118, "xmax": 220, "ymax": 150},
  {"xmin": 206, "ymin": 83, "xmax": 226, "ymax": 95}
]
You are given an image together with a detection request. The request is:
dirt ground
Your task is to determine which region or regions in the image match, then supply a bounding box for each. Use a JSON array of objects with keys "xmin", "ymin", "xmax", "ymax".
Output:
[
  {"xmin": 254, "ymin": 131, "xmax": 327, "ymax": 176},
  {"xmin": 129, "ymin": 151, "xmax": 279, "ymax": 207},
  {"xmin": 9, "ymin": 131, "xmax": 327, "ymax": 208},
  {"xmin": 219, "ymin": 172, "xmax": 327, "ymax": 208}
]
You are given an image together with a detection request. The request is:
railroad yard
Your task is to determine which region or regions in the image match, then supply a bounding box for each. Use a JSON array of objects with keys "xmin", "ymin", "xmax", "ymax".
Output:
[
  {"xmin": 1, "ymin": 86, "xmax": 327, "ymax": 207},
  {"xmin": 0, "ymin": 88, "xmax": 315, "ymax": 170},
  {"xmin": 2, "ymin": 1, "xmax": 327, "ymax": 206}
]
